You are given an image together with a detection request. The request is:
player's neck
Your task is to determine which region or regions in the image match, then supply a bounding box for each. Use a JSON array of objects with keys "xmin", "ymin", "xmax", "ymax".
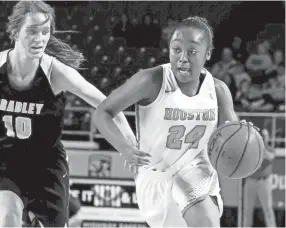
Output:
[
  {"xmin": 177, "ymin": 77, "xmax": 201, "ymax": 97},
  {"xmin": 10, "ymin": 44, "xmax": 40, "ymax": 79}
]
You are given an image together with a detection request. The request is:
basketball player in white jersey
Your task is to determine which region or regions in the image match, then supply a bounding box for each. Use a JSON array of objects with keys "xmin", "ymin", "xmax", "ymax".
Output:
[{"xmin": 95, "ymin": 16, "xmax": 241, "ymax": 227}]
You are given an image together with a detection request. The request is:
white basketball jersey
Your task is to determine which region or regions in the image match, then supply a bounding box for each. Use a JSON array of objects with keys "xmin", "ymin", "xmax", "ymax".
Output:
[{"xmin": 136, "ymin": 63, "xmax": 218, "ymax": 171}]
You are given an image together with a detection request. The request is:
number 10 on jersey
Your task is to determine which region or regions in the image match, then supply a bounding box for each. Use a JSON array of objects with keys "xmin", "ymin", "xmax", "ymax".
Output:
[
  {"xmin": 3, "ymin": 115, "xmax": 32, "ymax": 139},
  {"xmin": 166, "ymin": 125, "xmax": 206, "ymax": 150}
]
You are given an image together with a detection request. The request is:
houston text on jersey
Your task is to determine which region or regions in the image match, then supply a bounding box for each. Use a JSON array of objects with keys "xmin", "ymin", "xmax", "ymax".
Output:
[{"xmin": 164, "ymin": 108, "xmax": 216, "ymax": 121}]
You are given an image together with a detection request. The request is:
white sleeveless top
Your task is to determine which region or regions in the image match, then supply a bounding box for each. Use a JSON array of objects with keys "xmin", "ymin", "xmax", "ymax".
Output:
[{"xmin": 136, "ymin": 63, "xmax": 218, "ymax": 171}]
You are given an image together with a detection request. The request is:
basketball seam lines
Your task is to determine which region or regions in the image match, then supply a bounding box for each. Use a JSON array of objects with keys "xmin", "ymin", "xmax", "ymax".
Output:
[
  {"xmin": 209, "ymin": 123, "xmax": 242, "ymax": 150},
  {"xmin": 253, "ymin": 131, "xmax": 262, "ymax": 172},
  {"xmin": 229, "ymin": 123, "xmax": 250, "ymax": 178},
  {"xmin": 214, "ymin": 124, "xmax": 243, "ymax": 170},
  {"xmin": 212, "ymin": 123, "xmax": 241, "ymax": 136}
]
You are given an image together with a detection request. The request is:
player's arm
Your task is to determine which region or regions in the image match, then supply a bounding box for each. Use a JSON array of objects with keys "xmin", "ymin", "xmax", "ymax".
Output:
[
  {"xmin": 256, "ymin": 147, "xmax": 276, "ymax": 171},
  {"xmin": 50, "ymin": 59, "xmax": 136, "ymax": 144},
  {"xmin": 94, "ymin": 67, "xmax": 162, "ymax": 156},
  {"xmin": 264, "ymin": 147, "xmax": 276, "ymax": 161},
  {"xmin": 214, "ymin": 78, "xmax": 239, "ymax": 126}
]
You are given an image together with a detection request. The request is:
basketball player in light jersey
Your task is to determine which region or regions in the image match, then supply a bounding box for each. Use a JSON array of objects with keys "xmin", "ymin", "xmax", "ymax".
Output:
[{"xmin": 95, "ymin": 16, "xmax": 244, "ymax": 227}]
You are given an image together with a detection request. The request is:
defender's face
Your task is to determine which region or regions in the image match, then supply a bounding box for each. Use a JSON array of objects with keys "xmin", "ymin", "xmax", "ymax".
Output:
[
  {"xmin": 17, "ymin": 12, "xmax": 51, "ymax": 59},
  {"xmin": 169, "ymin": 26, "xmax": 211, "ymax": 83}
]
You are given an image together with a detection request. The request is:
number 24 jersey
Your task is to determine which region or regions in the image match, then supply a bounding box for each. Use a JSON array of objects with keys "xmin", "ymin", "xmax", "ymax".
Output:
[{"xmin": 136, "ymin": 63, "xmax": 218, "ymax": 170}]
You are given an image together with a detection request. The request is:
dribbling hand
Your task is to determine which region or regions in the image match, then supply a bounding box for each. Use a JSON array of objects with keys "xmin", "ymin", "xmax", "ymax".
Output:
[{"xmin": 225, "ymin": 120, "xmax": 260, "ymax": 131}]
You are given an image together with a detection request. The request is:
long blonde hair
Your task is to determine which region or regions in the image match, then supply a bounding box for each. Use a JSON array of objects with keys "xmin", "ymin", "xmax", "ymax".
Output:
[{"xmin": 6, "ymin": 1, "xmax": 85, "ymax": 69}]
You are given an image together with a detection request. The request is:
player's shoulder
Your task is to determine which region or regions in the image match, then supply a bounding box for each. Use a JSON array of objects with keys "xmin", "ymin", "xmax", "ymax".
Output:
[
  {"xmin": 213, "ymin": 77, "xmax": 231, "ymax": 96},
  {"xmin": 44, "ymin": 53, "xmax": 76, "ymax": 78},
  {"xmin": 42, "ymin": 52, "xmax": 64, "ymax": 71},
  {"xmin": 0, "ymin": 49, "xmax": 10, "ymax": 67},
  {"xmin": 41, "ymin": 52, "xmax": 74, "ymax": 81},
  {"xmin": 131, "ymin": 65, "xmax": 163, "ymax": 87},
  {"xmin": 42, "ymin": 52, "xmax": 54, "ymax": 62},
  {"xmin": 213, "ymin": 77, "xmax": 226, "ymax": 89},
  {"xmin": 212, "ymin": 77, "xmax": 234, "ymax": 108},
  {"xmin": 41, "ymin": 53, "xmax": 55, "ymax": 76},
  {"xmin": 124, "ymin": 65, "xmax": 164, "ymax": 104}
]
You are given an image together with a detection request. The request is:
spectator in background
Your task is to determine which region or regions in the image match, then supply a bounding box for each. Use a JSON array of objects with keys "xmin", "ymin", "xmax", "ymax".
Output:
[
  {"xmin": 234, "ymin": 79, "xmax": 252, "ymax": 110},
  {"xmin": 262, "ymin": 40, "xmax": 272, "ymax": 54},
  {"xmin": 152, "ymin": 17, "xmax": 161, "ymax": 48},
  {"xmin": 276, "ymin": 63, "xmax": 285, "ymax": 87},
  {"xmin": 234, "ymin": 79, "xmax": 275, "ymax": 112},
  {"xmin": 264, "ymin": 49, "xmax": 284, "ymax": 80},
  {"xmin": 162, "ymin": 16, "xmax": 178, "ymax": 45},
  {"xmin": 273, "ymin": 49, "xmax": 284, "ymax": 66},
  {"xmin": 243, "ymin": 129, "xmax": 277, "ymax": 227},
  {"xmin": 139, "ymin": 14, "xmax": 159, "ymax": 47},
  {"xmin": 262, "ymin": 63, "xmax": 285, "ymax": 111},
  {"xmin": 224, "ymin": 62, "xmax": 250, "ymax": 99},
  {"xmin": 211, "ymin": 47, "xmax": 236, "ymax": 81},
  {"xmin": 112, "ymin": 13, "xmax": 132, "ymax": 41},
  {"xmin": 231, "ymin": 36, "xmax": 246, "ymax": 62},
  {"xmin": 128, "ymin": 17, "xmax": 140, "ymax": 48},
  {"xmin": 246, "ymin": 42, "xmax": 273, "ymax": 84}
]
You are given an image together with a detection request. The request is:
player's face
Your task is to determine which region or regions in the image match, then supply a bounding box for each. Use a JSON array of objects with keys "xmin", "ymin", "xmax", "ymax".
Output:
[
  {"xmin": 17, "ymin": 12, "xmax": 51, "ymax": 59},
  {"xmin": 169, "ymin": 26, "xmax": 211, "ymax": 83}
]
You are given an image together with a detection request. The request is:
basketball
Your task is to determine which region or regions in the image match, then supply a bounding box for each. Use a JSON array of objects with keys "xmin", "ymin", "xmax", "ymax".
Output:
[{"xmin": 208, "ymin": 121, "xmax": 265, "ymax": 179}]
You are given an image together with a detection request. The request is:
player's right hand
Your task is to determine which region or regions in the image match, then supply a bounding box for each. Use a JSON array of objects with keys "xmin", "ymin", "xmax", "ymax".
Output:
[
  {"xmin": 123, "ymin": 147, "xmax": 152, "ymax": 166},
  {"xmin": 120, "ymin": 147, "xmax": 151, "ymax": 173}
]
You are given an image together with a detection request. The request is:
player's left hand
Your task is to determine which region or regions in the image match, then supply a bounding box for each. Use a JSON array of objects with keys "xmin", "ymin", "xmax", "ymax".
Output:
[{"xmin": 225, "ymin": 120, "xmax": 260, "ymax": 131}]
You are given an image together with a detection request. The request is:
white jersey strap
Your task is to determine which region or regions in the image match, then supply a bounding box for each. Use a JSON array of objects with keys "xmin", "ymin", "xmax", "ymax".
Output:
[
  {"xmin": 40, "ymin": 53, "xmax": 54, "ymax": 84},
  {"xmin": 0, "ymin": 49, "xmax": 10, "ymax": 67}
]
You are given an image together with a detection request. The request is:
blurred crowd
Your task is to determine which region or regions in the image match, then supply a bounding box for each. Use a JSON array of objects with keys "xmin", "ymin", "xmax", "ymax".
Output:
[
  {"xmin": 0, "ymin": 2, "xmax": 284, "ymax": 136},
  {"xmin": 211, "ymin": 39, "xmax": 284, "ymax": 113}
]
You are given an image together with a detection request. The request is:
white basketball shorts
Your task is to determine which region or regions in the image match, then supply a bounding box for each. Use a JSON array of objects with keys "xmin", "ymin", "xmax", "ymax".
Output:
[{"xmin": 135, "ymin": 159, "xmax": 223, "ymax": 227}]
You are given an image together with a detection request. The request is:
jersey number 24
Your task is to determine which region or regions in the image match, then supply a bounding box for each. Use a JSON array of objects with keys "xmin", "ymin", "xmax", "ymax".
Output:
[
  {"xmin": 3, "ymin": 115, "xmax": 32, "ymax": 139},
  {"xmin": 166, "ymin": 125, "xmax": 206, "ymax": 150}
]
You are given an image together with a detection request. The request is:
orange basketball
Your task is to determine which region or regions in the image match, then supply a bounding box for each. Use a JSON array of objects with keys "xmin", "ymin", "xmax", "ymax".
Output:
[{"xmin": 208, "ymin": 121, "xmax": 265, "ymax": 179}]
